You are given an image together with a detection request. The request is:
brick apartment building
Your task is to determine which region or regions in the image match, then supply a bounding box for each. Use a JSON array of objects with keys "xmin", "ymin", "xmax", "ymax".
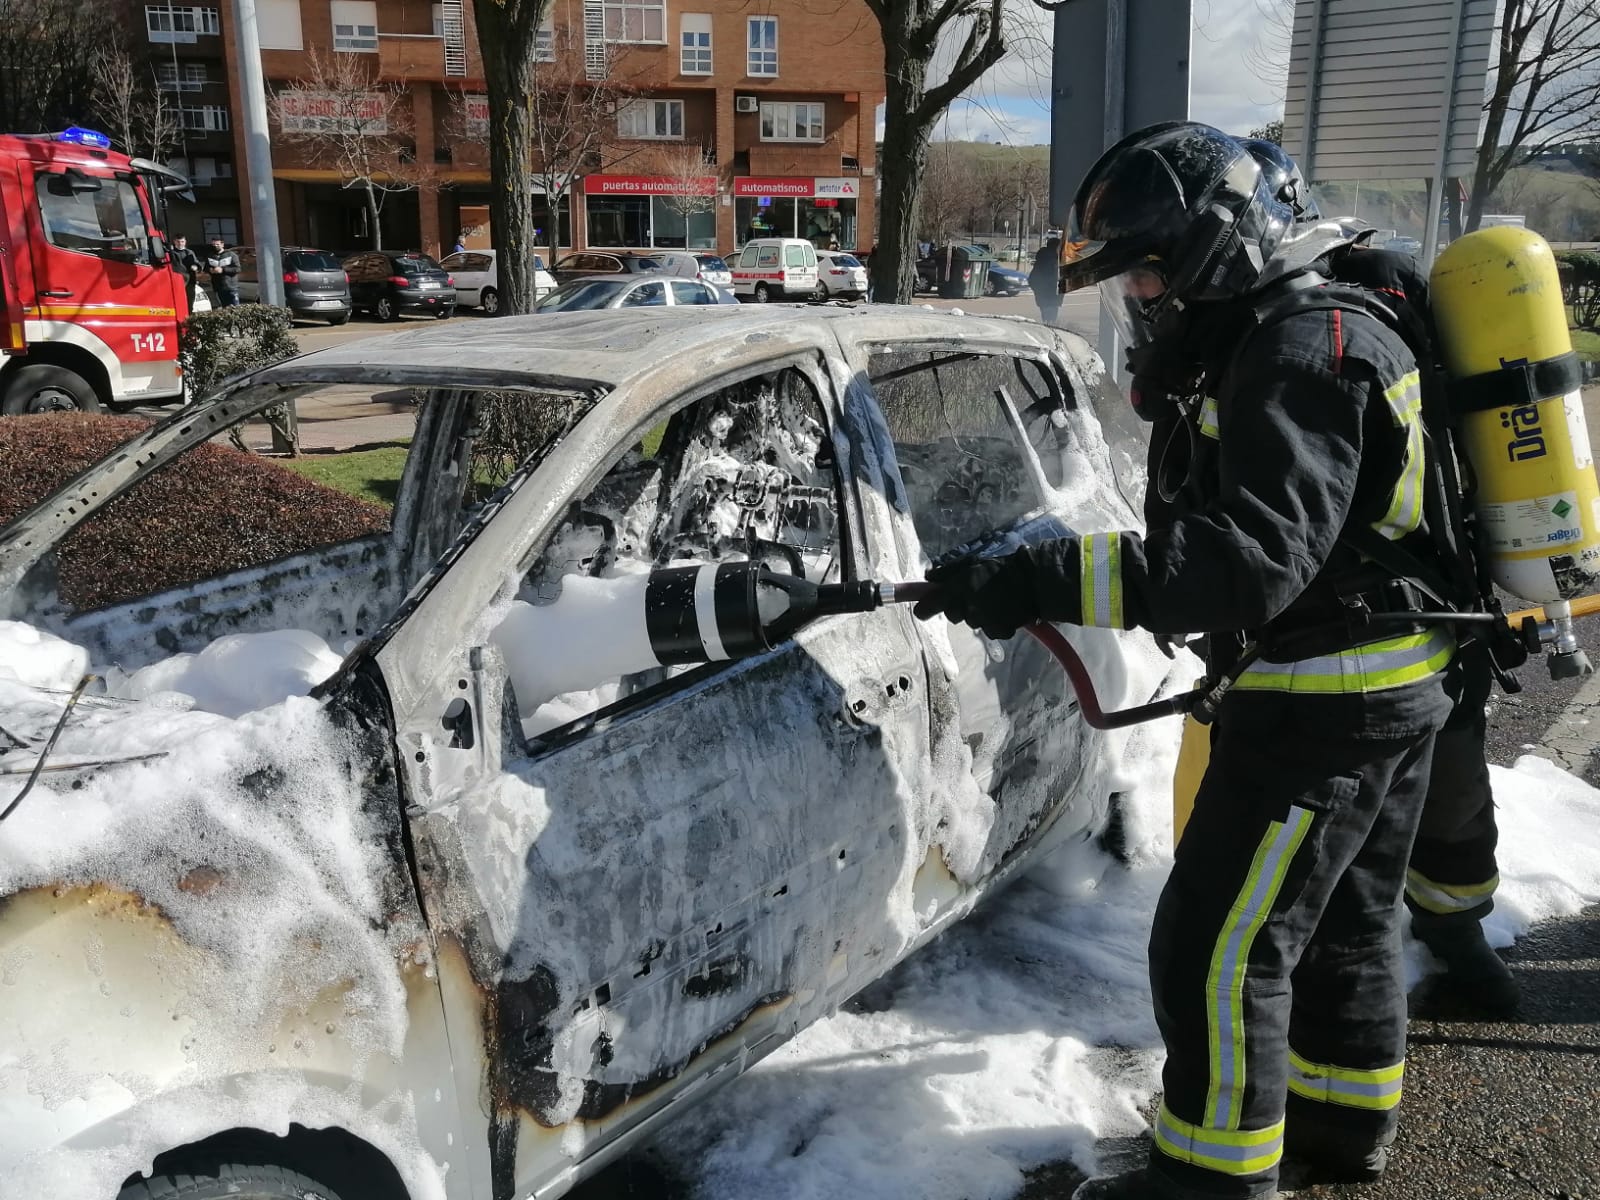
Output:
[{"xmin": 148, "ymin": 0, "xmax": 883, "ymax": 258}]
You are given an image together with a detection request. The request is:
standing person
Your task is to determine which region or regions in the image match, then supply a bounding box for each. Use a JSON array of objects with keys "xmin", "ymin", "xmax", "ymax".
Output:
[
  {"xmin": 1029, "ymin": 234, "xmax": 1061, "ymax": 325},
  {"xmin": 914, "ymin": 123, "xmax": 1458, "ymax": 1200},
  {"xmin": 1243, "ymin": 136, "xmax": 1519, "ymax": 1014},
  {"xmin": 452, "ymin": 232, "xmax": 467, "ymax": 254},
  {"xmin": 204, "ymin": 237, "xmax": 240, "ymax": 307},
  {"xmin": 170, "ymin": 235, "xmax": 201, "ymax": 313}
]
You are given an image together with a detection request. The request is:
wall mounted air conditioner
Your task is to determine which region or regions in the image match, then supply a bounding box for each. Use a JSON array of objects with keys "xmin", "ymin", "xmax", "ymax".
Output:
[{"xmin": 735, "ymin": 95, "xmax": 759, "ymax": 113}]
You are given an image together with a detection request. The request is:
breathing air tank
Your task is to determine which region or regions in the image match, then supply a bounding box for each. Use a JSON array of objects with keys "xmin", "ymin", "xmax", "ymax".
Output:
[{"xmin": 1430, "ymin": 225, "xmax": 1599, "ymax": 677}]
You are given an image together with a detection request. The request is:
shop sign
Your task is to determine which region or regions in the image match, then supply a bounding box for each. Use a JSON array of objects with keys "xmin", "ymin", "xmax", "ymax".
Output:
[
  {"xmin": 463, "ymin": 94, "xmax": 489, "ymax": 138},
  {"xmin": 734, "ymin": 177, "xmax": 814, "ymax": 197},
  {"xmin": 278, "ymin": 90, "xmax": 389, "ymax": 135},
  {"xmin": 584, "ymin": 174, "xmax": 717, "ymax": 196},
  {"xmin": 813, "ymin": 177, "xmax": 858, "ymax": 198}
]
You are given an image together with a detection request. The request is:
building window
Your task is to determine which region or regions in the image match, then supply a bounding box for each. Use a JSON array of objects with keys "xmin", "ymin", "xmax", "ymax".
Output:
[
  {"xmin": 760, "ymin": 102, "xmax": 823, "ymax": 142},
  {"xmin": 182, "ymin": 105, "xmax": 231, "ymax": 132},
  {"xmin": 156, "ymin": 61, "xmax": 209, "ymax": 91},
  {"xmin": 257, "ymin": 0, "xmax": 303, "ymax": 49},
  {"xmin": 603, "ymin": 0, "xmax": 665, "ymax": 43},
  {"xmin": 536, "ymin": 15, "xmax": 554, "ymax": 61},
  {"xmin": 146, "ymin": 5, "xmax": 220, "ymax": 43},
  {"xmin": 680, "ymin": 13, "xmax": 712, "ymax": 74},
  {"xmin": 747, "ymin": 16, "xmax": 777, "ymax": 76},
  {"xmin": 331, "ymin": 0, "xmax": 378, "ymax": 52},
  {"xmin": 617, "ymin": 98, "xmax": 683, "ymax": 140},
  {"xmin": 203, "ymin": 217, "xmax": 239, "ymax": 245}
]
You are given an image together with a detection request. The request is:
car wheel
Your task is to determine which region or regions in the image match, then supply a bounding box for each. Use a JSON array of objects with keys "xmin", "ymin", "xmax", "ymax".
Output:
[
  {"xmin": 117, "ymin": 1160, "xmax": 351, "ymax": 1200},
  {"xmin": 375, "ymin": 297, "xmax": 398, "ymax": 322},
  {"xmin": 814, "ymin": 280, "xmax": 829, "ymax": 301},
  {"xmin": 753, "ymin": 282, "xmax": 771, "ymax": 303},
  {"xmin": 328, "ymin": 312, "xmax": 351, "ymax": 326},
  {"xmin": 1, "ymin": 364, "xmax": 102, "ymax": 415},
  {"xmin": 481, "ymin": 288, "xmax": 499, "ymax": 315},
  {"xmin": 436, "ymin": 307, "xmax": 453, "ymax": 320}
]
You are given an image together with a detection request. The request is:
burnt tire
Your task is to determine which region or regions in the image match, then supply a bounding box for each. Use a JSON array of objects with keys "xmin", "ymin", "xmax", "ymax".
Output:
[
  {"xmin": 117, "ymin": 1161, "xmax": 350, "ymax": 1200},
  {"xmin": 2, "ymin": 364, "xmax": 101, "ymax": 415}
]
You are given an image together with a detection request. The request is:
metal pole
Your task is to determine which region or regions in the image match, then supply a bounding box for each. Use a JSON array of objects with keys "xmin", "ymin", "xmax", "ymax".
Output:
[
  {"xmin": 1421, "ymin": 0, "xmax": 1467, "ymax": 267},
  {"xmin": 1098, "ymin": 0, "xmax": 1127, "ymax": 380},
  {"xmin": 1299, "ymin": 0, "xmax": 1327, "ymax": 181},
  {"xmin": 231, "ymin": 0, "xmax": 284, "ymax": 308}
]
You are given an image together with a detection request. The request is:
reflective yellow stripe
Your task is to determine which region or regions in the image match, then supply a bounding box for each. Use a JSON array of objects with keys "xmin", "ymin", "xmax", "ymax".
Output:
[
  {"xmin": 1154, "ymin": 1103, "xmax": 1284, "ymax": 1176},
  {"xmin": 1288, "ymin": 1050, "xmax": 1404, "ymax": 1111},
  {"xmin": 1078, "ymin": 532, "xmax": 1126, "ymax": 629},
  {"xmin": 1234, "ymin": 628, "xmax": 1454, "ymax": 694},
  {"xmin": 33, "ymin": 304, "xmax": 177, "ymax": 318},
  {"xmin": 1204, "ymin": 805, "xmax": 1314, "ymax": 1129},
  {"xmin": 1406, "ymin": 868, "xmax": 1499, "ymax": 914},
  {"xmin": 1198, "ymin": 396, "xmax": 1220, "ymax": 440},
  {"xmin": 1372, "ymin": 371, "xmax": 1425, "ymax": 540}
]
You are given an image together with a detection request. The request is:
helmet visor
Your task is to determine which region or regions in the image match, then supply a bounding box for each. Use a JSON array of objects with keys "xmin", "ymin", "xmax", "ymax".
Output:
[
  {"xmin": 1097, "ymin": 262, "xmax": 1170, "ymax": 350},
  {"xmin": 1061, "ymin": 233, "xmax": 1152, "ymax": 293}
]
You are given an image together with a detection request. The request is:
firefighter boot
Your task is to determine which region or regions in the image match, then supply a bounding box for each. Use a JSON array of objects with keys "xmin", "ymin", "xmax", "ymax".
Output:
[
  {"xmin": 1411, "ymin": 911, "xmax": 1519, "ymax": 1014},
  {"xmin": 1070, "ymin": 1168, "xmax": 1281, "ymax": 1200},
  {"xmin": 1280, "ymin": 1119, "xmax": 1391, "ymax": 1186}
]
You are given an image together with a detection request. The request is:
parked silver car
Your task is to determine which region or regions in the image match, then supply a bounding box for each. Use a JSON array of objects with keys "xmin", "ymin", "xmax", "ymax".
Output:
[
  {"xmin": 534, "ymin": 274, "xmax": 733, "ymax": 310},
  {"xmin": 0, "ymin": 307, "xmax": 1146, "ymax": 1200}
]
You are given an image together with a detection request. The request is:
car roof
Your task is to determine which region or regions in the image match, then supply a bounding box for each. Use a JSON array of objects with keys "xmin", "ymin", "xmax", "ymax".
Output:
[{"xmin": 257, "ymin": 306, "xmax": 1078, "ymax": 395}]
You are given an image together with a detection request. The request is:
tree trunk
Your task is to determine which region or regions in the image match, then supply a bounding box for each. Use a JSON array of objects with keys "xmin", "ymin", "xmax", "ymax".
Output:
[
  {"xmin": 473, "ymin": 0, "xmax": 546, "ymax": 314},
  {"xmin": 871, "ymin": 42, "xmax": 932, "ymax": 304},
  {"xmin": 365, "ymin": 182, "xmax": 382, "ymax": 249},
  {"xmin": 1467, "ymin": 3, "xmax": 1521, "ymax": 233}
]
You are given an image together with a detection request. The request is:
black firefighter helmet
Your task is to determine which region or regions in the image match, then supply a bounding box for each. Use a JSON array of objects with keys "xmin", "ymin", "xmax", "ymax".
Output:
[
  {"xmin": 1239, "ymin": 136, "xmax": 1321, "ymax": 222},
  {"xmin": 1060, "ymin": 122, "xmax": 1295, "ymax": 352}
]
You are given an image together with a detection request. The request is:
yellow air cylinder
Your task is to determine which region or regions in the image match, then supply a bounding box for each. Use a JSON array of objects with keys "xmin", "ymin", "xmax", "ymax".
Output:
[{"xmin": 1429, "ymin": 226, "xmax": 1600, "ymax": 603}]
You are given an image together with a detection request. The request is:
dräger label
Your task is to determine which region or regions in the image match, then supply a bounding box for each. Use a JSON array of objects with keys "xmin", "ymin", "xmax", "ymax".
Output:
[{"xmin": 1480, "ymin": 490, "xmax": 1587, "ymax": 553}]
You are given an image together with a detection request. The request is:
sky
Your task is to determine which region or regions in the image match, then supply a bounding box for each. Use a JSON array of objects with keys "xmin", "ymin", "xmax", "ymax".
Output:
[{"xmin": 935, "ymin": 0, "xmax": 1283, "ymax": 146}]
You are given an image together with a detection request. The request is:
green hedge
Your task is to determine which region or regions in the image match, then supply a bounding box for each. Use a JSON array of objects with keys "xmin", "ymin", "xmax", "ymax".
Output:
[
  {"xmin": 178, "ymin": 304, "xmax": 299, "ymax": 402},
  {"xmin": 1555, "ymin": 250, "xmax": 1600, "ymax": 329}
]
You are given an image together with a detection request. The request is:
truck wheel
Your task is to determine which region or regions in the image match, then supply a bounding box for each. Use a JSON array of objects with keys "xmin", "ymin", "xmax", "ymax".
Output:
[
  {"xmin": 117, "ymin": 1161, "xmax": 352, "ymax": 1200},
  {"xmin": 2, "ymin": 364, "xmax": 102, "ymax": 415},
  {"xmin": 481, "ymin": 288, "xmax": 499, "ymax": 315}
]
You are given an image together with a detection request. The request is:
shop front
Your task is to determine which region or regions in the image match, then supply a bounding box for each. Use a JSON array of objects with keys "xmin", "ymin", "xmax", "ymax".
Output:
[
  {"xmin": 583, "ymin": 174, "xmax": 718, "ymax": 250},
  {"xmin": 734, "ymin": 178, "xmax": 860, "ymax": 251}
]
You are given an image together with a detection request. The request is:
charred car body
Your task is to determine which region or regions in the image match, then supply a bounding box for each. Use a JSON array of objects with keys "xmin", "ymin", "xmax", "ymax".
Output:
[{"xmin": 0, "ymin": 307, "xmax": 1154, "ymax": 1200}]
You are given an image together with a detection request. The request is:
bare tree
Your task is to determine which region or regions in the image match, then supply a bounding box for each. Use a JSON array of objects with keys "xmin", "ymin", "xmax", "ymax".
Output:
[
  {"xmin": 270, "ymin": 51, "xmax": 425, "ymax": 250},
  {"xmin": 641, "ymin": 141, "xmax": 719, "ymax": 250},
  {"xmin": 867, "ymin": 0, "xmax": 1008, "ymax": 303},
  {"xmin": 524, "ymin": 26, "xmax": 638, "ymax": 269},
  {"xmin": 1467, "ymin": 0, "xmax": 1600, "ymax": 230},
  {"xmin": 0, "ymin": 0, "xmax": 117, "ymax": 133},
  {"xmin": 91, "ymin": 47, "xmax": 180, "ymax": 162},
  {"xmin": 471, "ymin": 0, "xmax": 553, "ymax": 314},
  {"xmin": 918, "ymin": 142, "xmax": 975, "ymax": 245}
]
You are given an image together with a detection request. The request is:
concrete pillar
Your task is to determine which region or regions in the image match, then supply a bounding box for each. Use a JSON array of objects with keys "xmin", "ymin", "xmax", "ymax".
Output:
[
  {"xmin": 856, "ymin": 94, "xmax": 878, "ymax": 255},
  {"xmin": 716, "ymin": 85, "xmax": 737, "ymax": 252}
]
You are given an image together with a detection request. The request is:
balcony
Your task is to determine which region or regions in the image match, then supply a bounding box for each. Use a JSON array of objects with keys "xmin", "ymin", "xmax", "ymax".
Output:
[{"xmin": 377, "ymin": 33, "xmax": 481, "ymax": 83}]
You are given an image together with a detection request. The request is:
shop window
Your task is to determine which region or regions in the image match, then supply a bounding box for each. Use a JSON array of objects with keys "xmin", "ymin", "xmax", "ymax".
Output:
[
  {"xmin": 760, "ymin": 102, "xmax": 823, "ymax": 142},
  {"xmin": 331, "ymin": 0, "xmax": 378, "ymax": 52},
  {"xmin": 603, "ymin": 0, "xmax": 665, "ymax": 43},
  {"xmin": 617, "ymin": 99, "xmax": 684, "ymax": 140},
  {"xmin": 747, "ymin": 16, "xmax": 777, "ymax": 76},
  {"xmin": 680, "ymin": 13, "xmax": 712, "ymax": 74}
]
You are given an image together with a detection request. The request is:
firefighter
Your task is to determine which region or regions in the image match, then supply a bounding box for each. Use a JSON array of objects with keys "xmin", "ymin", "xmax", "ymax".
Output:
[
  {"xmin": 1243, "ymin": 137, "xmax": 1519, "ymax": 1014},
  {"xmin": 914, "ymin": 123, "xmax": 1458, "ymax": 1199}
]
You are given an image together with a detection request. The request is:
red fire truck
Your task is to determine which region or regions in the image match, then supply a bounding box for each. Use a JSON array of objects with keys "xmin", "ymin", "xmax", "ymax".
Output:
[{"xmin": 0, "ymin": 126, "xmax": 193, "ymax": 415}]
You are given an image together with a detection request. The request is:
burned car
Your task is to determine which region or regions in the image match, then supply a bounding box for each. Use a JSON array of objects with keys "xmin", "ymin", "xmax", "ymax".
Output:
[{"xmin": 0, "ymin": 307, "xmax": 1158, "ymax": 1200}]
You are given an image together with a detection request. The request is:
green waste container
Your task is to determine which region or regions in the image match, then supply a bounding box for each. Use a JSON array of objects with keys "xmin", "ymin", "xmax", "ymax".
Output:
[{"xmin": 938, "ymin": 245, "xmax": 992, "ymax": 299}]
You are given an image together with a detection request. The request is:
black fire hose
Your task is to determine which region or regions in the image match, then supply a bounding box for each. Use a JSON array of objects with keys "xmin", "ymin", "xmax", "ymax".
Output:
[{"xmin": 881, "ymin": 581, "xmax": 1224, "ymax": 730}]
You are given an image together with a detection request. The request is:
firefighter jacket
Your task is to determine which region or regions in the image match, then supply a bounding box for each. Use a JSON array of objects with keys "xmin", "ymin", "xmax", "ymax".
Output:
[{"xmin": 947, "ymin": 273, "xmax": 1457, "ymax": 726}]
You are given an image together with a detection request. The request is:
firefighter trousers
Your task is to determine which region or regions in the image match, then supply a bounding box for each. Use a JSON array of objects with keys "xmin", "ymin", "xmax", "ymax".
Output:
[
  {"xmin": 1146, "ymin": 693, "xmax": 1440, "ymax": 1199},
  {"xmin": 1408, "ymin": 641, "xmax": 1499, "ymax": 928}
]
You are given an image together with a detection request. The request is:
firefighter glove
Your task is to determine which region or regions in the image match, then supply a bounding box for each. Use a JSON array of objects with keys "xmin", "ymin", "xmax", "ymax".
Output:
[{"xmin": 916, "ymin": 549, "xmax": 1042, "ymax": 641}]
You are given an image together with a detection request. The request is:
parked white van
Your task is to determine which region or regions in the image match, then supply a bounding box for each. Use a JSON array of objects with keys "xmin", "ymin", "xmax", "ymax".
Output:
[{"xmin": 731, "ymin": 238, "xmax": 819, "ymax": 302}]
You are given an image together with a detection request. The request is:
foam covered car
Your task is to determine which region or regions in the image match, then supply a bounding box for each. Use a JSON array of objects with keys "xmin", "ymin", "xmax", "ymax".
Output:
[{"xmin": 0, "ymin": 306, "xmax": 1158, "ymax": 1200}]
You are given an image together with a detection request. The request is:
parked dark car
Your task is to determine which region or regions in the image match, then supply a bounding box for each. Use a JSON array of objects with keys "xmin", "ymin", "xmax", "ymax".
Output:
[
  {"xmin": 341, "ymin": 250, "xmax": 457, "ymax": 321},
  {"xmin": 550, "ymin": 251, "xmax": 664, "ymax": 286},
  {"xmin": 986, "ymin": 264, "xmax": 1027, "ymax": 296},
  {"xmin": 231, "ymin": 246, "xmax": 352, "ymax": 324}
]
